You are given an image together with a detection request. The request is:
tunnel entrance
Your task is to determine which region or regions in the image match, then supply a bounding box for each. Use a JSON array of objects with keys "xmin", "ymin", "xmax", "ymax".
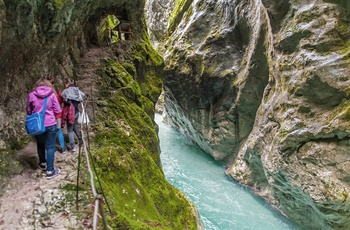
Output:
[
  {"xmin": 84, "ymin": 11, "xmax": 133, "ymax": 48},
  {"xmin": 97, "ymin": 15, "xmax": 119, "ymax": 46}
]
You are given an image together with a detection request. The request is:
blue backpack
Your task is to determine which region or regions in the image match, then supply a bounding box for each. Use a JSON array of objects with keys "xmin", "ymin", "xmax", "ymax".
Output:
[{"xmin": 25, "ymin": 97, "xmax": 48, "ymax": 136}]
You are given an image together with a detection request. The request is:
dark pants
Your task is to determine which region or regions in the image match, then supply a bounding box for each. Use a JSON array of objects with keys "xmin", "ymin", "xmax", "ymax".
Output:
[
  {"xmin": 35, "ymin": 125, "xmax": 57, "ymax": 172},
  {"xmin": 67, "ymin": 112, "xmax": 81, "ymax": 149}
]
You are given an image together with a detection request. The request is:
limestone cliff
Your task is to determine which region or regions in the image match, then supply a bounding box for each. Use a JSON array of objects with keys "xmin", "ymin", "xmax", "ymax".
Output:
[
  {"xmin": 146, "ymin": 0, "xmax": 350, "ymax": 229},
  {"xmin": 0, "ymin": 0, "xmax": 200, "ymax": 228}
]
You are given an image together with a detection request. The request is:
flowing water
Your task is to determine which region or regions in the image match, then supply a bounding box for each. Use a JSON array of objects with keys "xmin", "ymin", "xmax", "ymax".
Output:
[{"xmin": 155, "ymin": 114, "xmax": 303, "ymax": 230}]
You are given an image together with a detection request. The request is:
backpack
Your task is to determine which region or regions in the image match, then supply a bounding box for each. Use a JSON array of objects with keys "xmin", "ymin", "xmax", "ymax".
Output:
[{"xmin": 25, "ymin": 97, "xmax": 48, "ymax": 136}]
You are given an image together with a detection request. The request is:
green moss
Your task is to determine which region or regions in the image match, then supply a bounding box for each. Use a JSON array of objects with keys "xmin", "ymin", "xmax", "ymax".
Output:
[
  {"xmin": 54, "ymin": 0, "xmax": 66, "ymax": 9},
  {"xmin": 220, "ymin": 69, "xmax": 231, "ymax": 77},
  {"xmin": 340, "ymin": 104, "xmax": 350, "ymax": 120},
  {"xmin": 339, "ymin": 40, "xmax": 350, "ymax": 54},
  {"xmin": 301, "ymin": 69, "xmax": 313, "ymax": 78},
  {"xmin": 340, "ymin": 190, "xmax": 348, "ymax": 202},
  {"xmin": 202, "ymin": 56, "xmax": 218, "ymax": 76},
  {"xmin": 279, "ymin": 129, "xmax": 291, "ymax": 138},
  {"xmin": 132, "ymin": 39, "xmax": 163, "ymax": 106},
  {"xmin": 89, "ymin": 46, "xmax": 197, "ymax": 228},
  {"xmin": 107, "ymin": 15, "xmax": 118, "ymax": 29},
  {"xmin": 91, "ymin": 96, "xmax": 197, "ymax": 228},
  {"xmin": 167, "ymin": 0, "xmax": 194, "ymax": 35},
  {"xmin": 97, "ymin": 15, "xmax": 120, "ymax": 45},
  {"xmin": 184, "ymin": 5, "xmax": 194, "ymax": 23},
  {"xmin": 122, "ymin": 63, "xmax": 137, "ymax": 77},
  {"xmin": 205, "ymin": 64, "xmax": 217, "ymax": 75},
  {"xmin": 91, "ymin": 143, "xmax": 195, "ymax": 229},
  {"xmin": 196, "ymin": 0, "xmax": 206, "ymax": 11},
  {"xmin": 328, "ymin": 100, "xmax": 350, "ymax": 122},
  {"xmin": 133, "ymin": 39, "xmax": 164, "ymax": 66}
]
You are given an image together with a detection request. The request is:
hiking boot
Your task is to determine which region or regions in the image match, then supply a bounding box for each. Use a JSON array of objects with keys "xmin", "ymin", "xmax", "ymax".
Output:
[
  {"xmin": 46, "ymin": 169, "xmax": 60, "ymax": 180},
  {"xmin": 38, "ymin": 162, "xmax": 46, "ymax": 171},
  {"xmin": 71, "ymin": 146, "xmax": 77, "ymax": 152},
  {"xmin": 60, "ymin": 146, "xmax": 67, "ymax": 154}
]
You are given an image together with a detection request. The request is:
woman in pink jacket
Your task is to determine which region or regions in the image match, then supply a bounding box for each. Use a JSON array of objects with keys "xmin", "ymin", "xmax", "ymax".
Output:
[{"xmin": 26, "ymin": 79, "xmax": 62, "ymax": 179}]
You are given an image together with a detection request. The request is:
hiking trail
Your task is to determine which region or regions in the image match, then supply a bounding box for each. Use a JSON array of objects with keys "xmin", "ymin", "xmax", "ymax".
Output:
[{"xmin": 0, "ymin": 46, "xmax": 111, "ymax": 229}]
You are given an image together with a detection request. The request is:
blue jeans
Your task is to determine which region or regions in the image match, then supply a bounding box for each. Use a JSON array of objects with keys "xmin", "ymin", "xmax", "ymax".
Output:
[
  {"xmin": 57, "ymin": 129, "xmax": 65, "ymax": 148},
  {"xmin": 35, "ymin": 125, "xmax": 57, "ymax": 172},
  {"xmin": 56, "ymin": 118, "xmax": 65, "ymax": 148},
  {"xmin": 67, "ymin": 112, "xmax": 81, "ymax": 149}
]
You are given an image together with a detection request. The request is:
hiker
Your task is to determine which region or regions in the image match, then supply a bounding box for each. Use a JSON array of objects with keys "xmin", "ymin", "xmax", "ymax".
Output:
[
  {"xmin": 48, "ymin": 77, "xmax": 67, "ymax": 154},
  {"xmin": 54, "ymin": 86, "xmax": 67, "ymax": 154},
  {"xmin": 26, "ymin": 78, "xmax": 61, "ymax": 179},
  {"xmin": 104, "ymin": 28, "xmax": 112, "ymax": 46},
  {"xmin": 61, "ymin": 78, "xmax": 85, "ymax": 152}
]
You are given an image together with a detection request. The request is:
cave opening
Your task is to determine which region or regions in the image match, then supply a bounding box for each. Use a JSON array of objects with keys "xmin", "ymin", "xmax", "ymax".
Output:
[
  {"xmin": 98, "ymin": 15, "xmax": 120, "ymax": 46},
  {"xmin": 83, "ymin": 7, "xmax": 132, "ymax": 48}
]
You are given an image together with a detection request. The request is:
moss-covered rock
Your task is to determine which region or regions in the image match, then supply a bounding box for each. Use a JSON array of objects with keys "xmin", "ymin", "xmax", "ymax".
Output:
[{"xmin": 88, "ymin": 45, "xmax": 198, "ymax": 228}]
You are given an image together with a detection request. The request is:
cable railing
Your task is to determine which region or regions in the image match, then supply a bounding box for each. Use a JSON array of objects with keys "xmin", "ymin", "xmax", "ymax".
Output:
[{"xmin": 76, "ymin": 101, "xmax": 110, "ymax": 230}]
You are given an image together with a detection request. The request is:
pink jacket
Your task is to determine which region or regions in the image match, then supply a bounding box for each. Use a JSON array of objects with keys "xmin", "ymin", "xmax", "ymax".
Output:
[{"xmin": 26, "ymin": 86, "xmax": 62, "ymax": 127}]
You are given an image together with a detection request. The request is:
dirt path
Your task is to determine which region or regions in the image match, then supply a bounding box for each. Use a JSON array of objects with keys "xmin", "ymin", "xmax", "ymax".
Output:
[{"xmin": 0, "ymin": 142, "xmax": 87, "ymax": 229}]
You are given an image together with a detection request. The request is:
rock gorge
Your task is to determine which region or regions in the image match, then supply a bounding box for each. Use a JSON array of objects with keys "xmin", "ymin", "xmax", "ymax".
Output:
[
  {"xmin": 1, "ymin": 0, "xmax": 350, "ymax": 229},
  {"xmin": 146, "ymin": 0, "xmax": 350, "ymax": 229}
]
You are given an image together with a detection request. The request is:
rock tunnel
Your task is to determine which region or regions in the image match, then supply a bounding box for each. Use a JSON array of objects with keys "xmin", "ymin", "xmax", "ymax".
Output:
[{"xmin": 83, "ymin": 6, "xmax": 132, "ymax": 47}]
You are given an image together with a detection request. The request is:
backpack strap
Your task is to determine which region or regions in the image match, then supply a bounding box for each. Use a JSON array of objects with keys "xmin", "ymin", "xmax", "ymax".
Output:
[{"xmin": 41, "ymin": 97, "xmax": 48, "ymax": 118}]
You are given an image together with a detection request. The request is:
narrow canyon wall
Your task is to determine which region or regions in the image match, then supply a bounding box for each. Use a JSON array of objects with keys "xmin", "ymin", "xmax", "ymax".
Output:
[{"xmin": 146, "ymin": 0, "xmax": 350, "ymax": 228}]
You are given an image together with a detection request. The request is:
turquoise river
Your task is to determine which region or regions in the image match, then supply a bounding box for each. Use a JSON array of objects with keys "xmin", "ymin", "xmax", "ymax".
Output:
[{"xmin": 155, "ymin": 114, "xmax": 304, "ymax": 230}]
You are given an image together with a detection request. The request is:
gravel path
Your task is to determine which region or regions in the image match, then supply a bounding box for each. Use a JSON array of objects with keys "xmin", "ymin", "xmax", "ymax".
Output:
[{"xmin": 0, "ymin": 141, "xmax": 90, "ymax": 230}]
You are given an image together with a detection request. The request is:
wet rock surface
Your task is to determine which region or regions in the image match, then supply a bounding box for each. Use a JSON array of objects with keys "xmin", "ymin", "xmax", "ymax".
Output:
[{"xmin": 146, "ymin": 0, "xmax": 350, "ymax": 228}]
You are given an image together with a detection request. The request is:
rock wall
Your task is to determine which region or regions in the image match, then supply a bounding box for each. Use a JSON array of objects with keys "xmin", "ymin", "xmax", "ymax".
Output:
[
  {"xmin": 146, "ymin": 0, "xmax": 350, "ymax": 228},
  {"xmin": 0, "ymin": 0, "xmax": 145, "ymax": 147}
]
